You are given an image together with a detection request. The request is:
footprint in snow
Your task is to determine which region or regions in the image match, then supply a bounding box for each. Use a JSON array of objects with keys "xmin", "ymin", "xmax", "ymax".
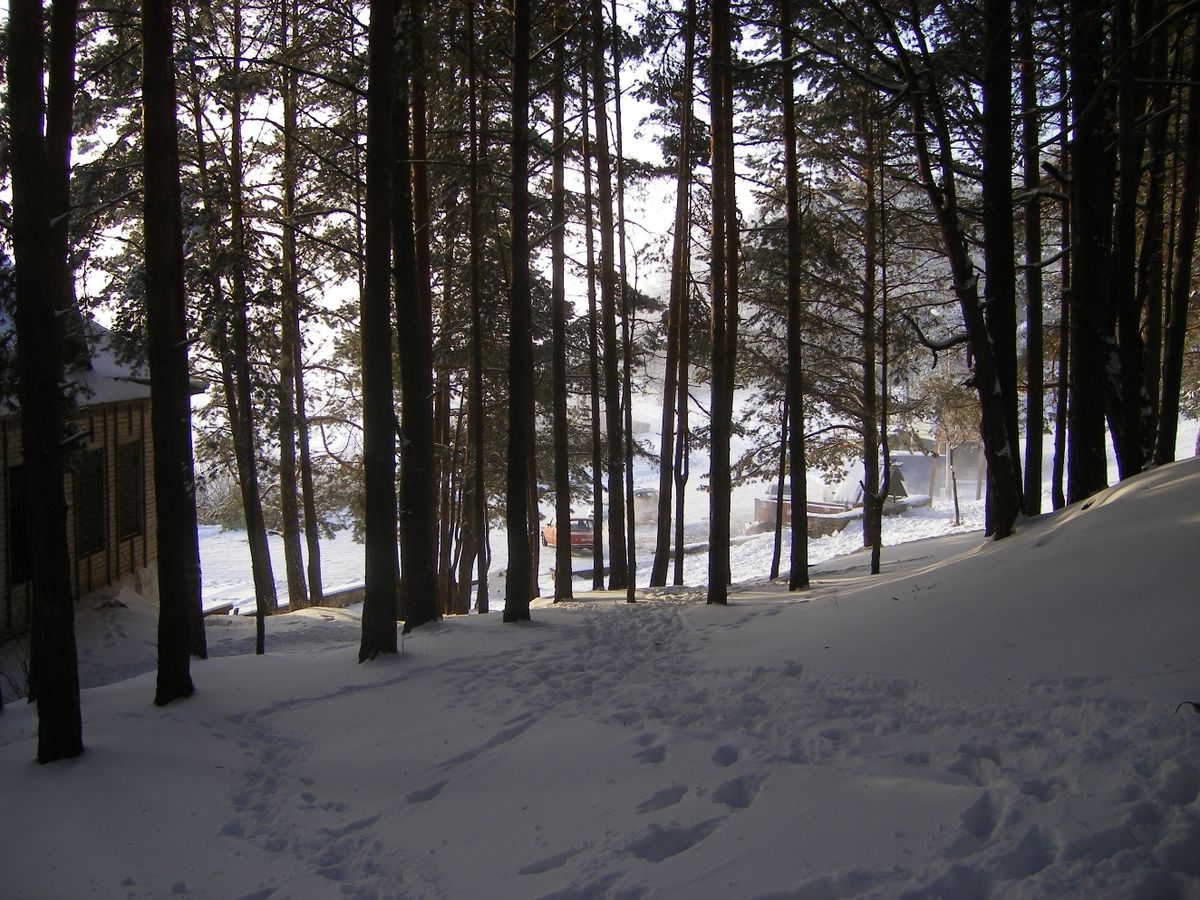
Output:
[
  {"xmin": 945, "ymin": 791, "xmax": 1003, "ymax": 860},
  {"xmin": 637, "ymin": 785, "xmax": 688, "ymax": 813},
  {"xmin": 712, "ymin": 773, "xmax": 765, "ymax": 810},
  {"xmin": 960, "ymin": 791, "xmax": 1000, "ymax": 840},
  {"xmin": 406, "ymin": 780, "xmax": 448, "ymax": 804},
  {"xmin": 712, "ymin": 744, "xmax": 739, "ymax": 767},
  {"xmin": 627, "ymin": 818, "xmax": 724, "ymax": 863},
  {"xmin": 634, "ymin": 744, "xmax": 667, "ymax": 764},
  {"xmin": 517, "ymin": 844, "xmax": 589, "ymax": 875}
]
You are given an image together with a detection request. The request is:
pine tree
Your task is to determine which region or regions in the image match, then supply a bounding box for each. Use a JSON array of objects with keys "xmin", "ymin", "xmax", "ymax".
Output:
[
  {"xmin": 144, "ymin": 0, "xmax": 205, "ymax": 705},
  {"xmin": 359, "ymin": 0, "xmax": 400, "ymax": 661},
  {"xmin": 7, "ymin": 0, "xmax": 85, "ymax": 763},
  {"xmin": 505, "ymin": 0, "xmax": 536, "ymax": 622},
  {"xmin": 707, "ymin": 0, "xmax": 739, "ymax": 604}
]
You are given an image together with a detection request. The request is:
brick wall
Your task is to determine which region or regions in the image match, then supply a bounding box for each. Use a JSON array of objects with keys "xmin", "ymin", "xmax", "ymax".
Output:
[{"xmin": 1, "ymin": 399, "xmax": 158, "ymax": 639}]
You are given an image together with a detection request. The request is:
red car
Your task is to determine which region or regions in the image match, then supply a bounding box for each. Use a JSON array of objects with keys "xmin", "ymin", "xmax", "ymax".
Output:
[{"xmin": 540, "ymin": 517, "xmax": 595, "ymax": 551}]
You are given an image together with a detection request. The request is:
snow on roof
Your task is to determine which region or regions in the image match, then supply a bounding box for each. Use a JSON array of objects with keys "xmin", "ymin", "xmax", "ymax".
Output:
[{"xmin": 0, "ymin": 311, "xmax": 152, "ymax": 416}]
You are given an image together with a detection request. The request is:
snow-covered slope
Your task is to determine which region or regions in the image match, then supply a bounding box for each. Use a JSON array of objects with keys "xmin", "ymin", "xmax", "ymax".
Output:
[{"xmin": 1, "ymin": 459, "xmax": 1197, "ymax": 899}]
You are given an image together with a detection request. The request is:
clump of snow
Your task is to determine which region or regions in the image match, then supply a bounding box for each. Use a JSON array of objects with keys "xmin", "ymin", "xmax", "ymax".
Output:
[{"xmin": 2, "ymin": 458, "xmax": 1197, "ymax": 899}]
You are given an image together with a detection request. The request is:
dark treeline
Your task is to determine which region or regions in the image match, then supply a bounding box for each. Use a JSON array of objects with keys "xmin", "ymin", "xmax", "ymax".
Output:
[{"xmin": 2, "ymin": 0, "xmax": 1198, "ymax": 760}]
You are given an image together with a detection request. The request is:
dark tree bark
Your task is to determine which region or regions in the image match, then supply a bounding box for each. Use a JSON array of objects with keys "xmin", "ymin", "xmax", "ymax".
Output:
[
  {"xmin": 981, "ymin": 0, "xmax": 1021, "ymax": 524},
  {"xmin": 9, "ymin": 0, "xmax": 85, "ymax": 762},
  {"xmin": 295, "ymin": 342, "xmax": 323, "ymax": 607},
  {"xmin": 610, "ymin": 0, "xmax": 638, "ymax": 603},
  {"xmin": 672, "ymin": 226, "xmax": 691, "ymax": 587},
  {"xmin": 359, "ymin": 0, "xmax": 400, "ymax": 661},
  {"xmin": 228, "ymin": 0, "xmax": 278, "ymax": 655},
  {"xmin": 1154, "ymin": 17, "xmax": 1200, "ymax": 465},
  {"xmin": 180, "ymin": 4, "xmax": 272, "ymax": 640},
  {"xmin": 278, "ymin": 0, "xmax": 310, "ymax": 613},
  {"xmin": 869, "ymin": 163, "xmax": 892, "ymax": 577},
  {"xmin": 393, "ymin": 0, "xmax": 440, "ymax": 633},
  {"xmin": 770, "ymin": 396, "xmax": 788, "ymax": 581},
  {"xmin": 1136, "ymin": 12, "xmax": 1175, "ymax": 456},
  {"xmin": 1107, "ymin": 0, "xmax": 1152, "ymax": 479},
  {"xmin": 466, "ymin": 0, "xmax": 491, "ymax": 614},
  {"xmin": 1052, "ymin": 37, "xmax": 1071, "ymax": 511},
  {"xmin": 781, "ymin": 0, "xmax": 809, "ymax": 590},
  {"xmin": 707, "ymin": 0, "xmax": 739, "ymax": 603},
  {"xmin": 550, "ymin": 0, "xmax": 574, "ymax": 603},
  {"xmin": 581, "ymin": 57, "xmax": 607, "ymax": 591},
  {"xmin": 651, "ymin": 0, "xmax": 696, "ymax": 588},
  {"xmin": 589, "ymin": 0, "xmax": 630, "ymax": 590},
  {"xmin": 860, "ymin": 100, "xmax": 881, "ymax": 553},
  {"xmin": 143, "ymin": 0, "xmax": 204, "ymax": 707},
  {"xmin": 1068, "ymin": 0, "xmax": 1113, "ymax": 502},
  {"xmin": 505, "ymin": 0, "xmax": 535, "ymax": 622},
  {"xmin": 1018, "ymin": 0, "xmax": 1044, "ymax": 516},
  {"xmin": 874, "ymin": 4, "xmax": 1024, "ymax": 537}
]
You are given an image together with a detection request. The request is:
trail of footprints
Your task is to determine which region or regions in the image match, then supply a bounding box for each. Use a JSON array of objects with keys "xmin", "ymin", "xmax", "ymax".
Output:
[{"xmin": 201, "ymin": 600, "xmax": 1198, "ymax": 898}]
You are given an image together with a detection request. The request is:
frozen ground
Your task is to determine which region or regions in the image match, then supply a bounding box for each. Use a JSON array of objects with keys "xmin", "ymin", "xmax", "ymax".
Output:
[{"xmin": 1, "ymin": 451, "xmax": 1198, "ymax": 898}]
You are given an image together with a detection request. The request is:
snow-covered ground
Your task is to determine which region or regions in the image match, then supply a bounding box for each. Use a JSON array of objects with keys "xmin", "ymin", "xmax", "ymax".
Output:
[
  {"xmin": 2, "ymin": 446, "xmax": 1198, "ymax": 898},
  {"xmin": 199, "ymin": 421, "xmax": 1195, "ymax": 612}
]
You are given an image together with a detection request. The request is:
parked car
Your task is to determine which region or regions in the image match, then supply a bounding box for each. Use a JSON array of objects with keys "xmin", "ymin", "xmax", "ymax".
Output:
[{"xmin": 540, "ymin": 517, "xmax": 595, "ymax": 551}]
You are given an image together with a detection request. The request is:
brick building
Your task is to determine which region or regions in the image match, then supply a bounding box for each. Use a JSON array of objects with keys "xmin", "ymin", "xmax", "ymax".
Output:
[{"xmin": 1, "ymin": 322, "xmax": 158, "ymax": 638}]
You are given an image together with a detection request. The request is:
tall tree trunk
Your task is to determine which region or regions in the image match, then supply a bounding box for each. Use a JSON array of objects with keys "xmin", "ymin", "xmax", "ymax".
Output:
[
  {"xmin": 982, "ymin": 0, "xmax": 1021, "ymax": 528},
  {"xmin": 181, "ymin": 4, "xmax": 273, "ymax": 635},
  {"xmin": 876, "ymin": 4, "xmax": 1024, "ymax": 537},
  {"xmin": 1109, "ymin": 0, "xmax": 1153, "ymax": 478},
  {"xmin": 436, "ymin": 223, "xmax": 457, "ymax": 613},
  {"xmin": 466, "ymin": 0, "xmax": 490, "ymax": 614},
  {"xmin": 860, "ymin": 100, "xmax": 881, "ymax": 552},
  {"xmin": 589, "ymin": 0, "xmax": 629, "ymax": 590},
  {"xmin": 8, "ymin": 0, "xmax": 84, "ymax": 763},
  {"xmin": 527, "ymin": 387, "xmax": 540, "ymax": 599},
  {"xmin": 870, "ymin": 163, "xmax": 892, "ymax": 576},
  {"xmin": 505, "ymin": 0, "xmax": 535, "ymax": 622},
  {"xmin": 650, "ymin": 0, "xmax": 694, "ymax": 588},
  {"xmin": 295, "ymin": 339, "xmax": 323, "ymax": 606},
  {"xmin": 1018, "ymin": 0, "xmax": 1044, "ymax": 516},
  {"xmin": 1154, "ymin": 17, "xmax": 1200, "ymax": 465},
  {"xmin": 278, "ymin": 0, "xmax": 309, "ymax": 612},
  {"xmin": 581, "ymin": 57, "xmax": 607, "ymax": 591},
  {"xmin": 1136, "ymin": 12, "xmax": 1175, "ymax": 456},
  {"xmin": 358, "ymin": 0, "xmax": 400, "ymax": 661},
  {"xmin": 770, "ymin": 397, "xmax": 788, "ymax": 581},
  {"xmin": 673, "ymin": 286, "xmax": 691, "ymax": 587},
  {"xmin": 550, "ymin": 0, "xmax": 574, "ymax": 603},
  {"xmin": 611, "ymin": 0, "xmax": 637, "ymax": 602},
  {"xmin": 781, "ymin": 0, "xmax": 809, "ymax": 590},
  {"xmin": 229, "ymin": 0, "xmax": 278, "ymax": 653},
  {"xmin": 1068, "ymin": 0, "xmax": 1113, "ymax": 501},
  {"xmin": 707, "ymin": 0, "xmax": 739, "ymax": 603},
  {"xmin": 1052, "ymin": 33, "xmax": 1071, "ymax": 511},
  {"xmin": 143, "ymin": 0, "xmax": 203, "ymax": 707},
  {"xmin": 394, "ymin": 0, "xmax": 440, "ymax": 633}
]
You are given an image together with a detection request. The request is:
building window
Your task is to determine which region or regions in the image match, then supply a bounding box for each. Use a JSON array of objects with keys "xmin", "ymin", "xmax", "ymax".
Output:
[
  {"xmin": 7, "ymin": 465, "xmax": 30, "ymax": 585},
  {"xmin": 73, "ymin": 448, "xmax": 106, "ymax": 558},
  {"xmin": 116, "ymin": 440, "xmax": 143, "ymax": 540}
]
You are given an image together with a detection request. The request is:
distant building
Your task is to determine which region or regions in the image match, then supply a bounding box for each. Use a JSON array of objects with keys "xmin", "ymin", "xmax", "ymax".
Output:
[{"xmin": 1, "ymin": 320, "xmax": 159, "ymax": 638}]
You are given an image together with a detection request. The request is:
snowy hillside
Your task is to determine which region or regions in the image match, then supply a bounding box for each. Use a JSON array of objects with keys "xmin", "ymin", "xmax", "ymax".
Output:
[{"xmin": 1, "ymin": 458, "xmax": 1197, "ymax": 899}]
